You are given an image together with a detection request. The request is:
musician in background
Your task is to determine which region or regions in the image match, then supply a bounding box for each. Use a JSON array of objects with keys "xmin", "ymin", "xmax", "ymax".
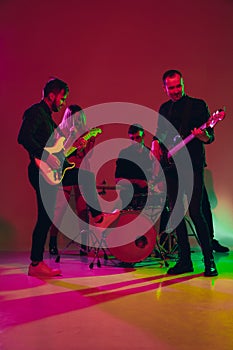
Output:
[
  {"xmin": 115, "ymin": 124, "xmax": 154, "ymax": 211},
  {"xmin": 49, "ymin": 104, "xmax": 94, "ymax": 256},
  {"xmin": 151, "ymin": 69, "xmax": 218, "ymax": 276},
  {"xmin": 18, "ymin": 78, "xmax": 119, "ymax": 277}
]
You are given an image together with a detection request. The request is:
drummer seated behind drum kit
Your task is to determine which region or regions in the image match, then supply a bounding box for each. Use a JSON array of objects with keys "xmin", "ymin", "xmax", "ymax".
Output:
[
  {"xmin": 75, "ymin": 123, "xmax": 175, "ymax": 268},
  {"xmin": 60, "ymin": 122, "xmax": 177, "ymax": 268},
  {"xmin": 109, "ymin": 123, "xmax": 170, "ymax": 266}
]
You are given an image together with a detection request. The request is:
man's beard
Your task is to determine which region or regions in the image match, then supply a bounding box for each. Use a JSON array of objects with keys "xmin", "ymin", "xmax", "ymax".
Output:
[{"xmin": 52, "ymin": 101, "xmax": 59, "ymax": 112}]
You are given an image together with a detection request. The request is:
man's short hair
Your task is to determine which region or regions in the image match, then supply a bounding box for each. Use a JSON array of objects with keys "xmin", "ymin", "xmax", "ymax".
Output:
[
  {"xmin": 162, "ymin": 70, "xmax": 182, "ymax": 84},
  {"xmin": 43, "ymin": 78, "xmax": 69, "ymax": 97},
  {"xmin": 128, "ymin": 123, "xmax": 144, "ymax": 135}
]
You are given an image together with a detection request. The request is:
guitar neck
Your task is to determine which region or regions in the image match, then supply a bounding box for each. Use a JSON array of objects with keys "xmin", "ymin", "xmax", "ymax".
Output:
[
  {"xmin": 83, "ymin": 133, "xmax": 93, "ymax": 141},
  {"xmin": 63, "ymin": 129, "xmax": 90, "ymax": 153},
  {"xmin": 168, "ymin": 121, "xmax": 207, "ymax": 159},
  {"xmin": 168, "ymin": 133, "xmax": 195, "ymax": 158},
  {"xmin": 64, "ymin": 128, "xmax": 102, "ymax": 158}
]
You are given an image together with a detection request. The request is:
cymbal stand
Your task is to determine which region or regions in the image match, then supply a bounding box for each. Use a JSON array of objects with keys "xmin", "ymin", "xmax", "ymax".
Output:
[
  {"xmin": 155, "ymin": 214, "xmax": 201, "ymax": 266},
  {"xmin": 55, "ymin": 228, "xmax": 102, "ymax": 263},
  {"xmin": 155, "ymin": 229, "xmax": 178, "ymax": 267},
  {"xmin": 88, "ymin": 182, "xmax": 120, "ymax": 269},
  {"xmin": 144, "ymin": 201, "xmax": 178, "ymax": 267},
  {"xmin": 88, "ymin": 229, "xmax": 111, "ymax": 269}
]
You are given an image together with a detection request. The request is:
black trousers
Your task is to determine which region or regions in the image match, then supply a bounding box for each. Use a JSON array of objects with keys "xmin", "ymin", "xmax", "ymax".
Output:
[
  {"xmin": 28, "ymin": 162, "xmax": 102, "ymax": 262},
  {"xmin": 202, "ymin": 186, "xmax": 214, "ymax": 239},
  {"xmin": 164, "ymin": 167, "xmax": 213, "ymax": 262},
  {"xmin": 160, "ymin": 185, "xmax": 214, "ymax": 237}
]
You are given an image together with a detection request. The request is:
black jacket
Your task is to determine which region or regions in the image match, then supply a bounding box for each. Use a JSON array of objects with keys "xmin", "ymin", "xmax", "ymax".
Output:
[
  {"xmin": 18, "ymin": 100, "xmax": 57, "ymax": 161},
  {"xmin": 156, "ymin": 95, "xmax": 214, "ymax": 170}
]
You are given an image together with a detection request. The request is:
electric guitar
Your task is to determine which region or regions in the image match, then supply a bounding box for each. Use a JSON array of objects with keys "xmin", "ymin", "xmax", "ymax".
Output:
[
  {"xmin": 159, "ymin": 109, "xmax": 226, "ymax": 169},
  {"xmin": 35, "ymin": 127, "xmax": 102, "ymax": 185},
  {"xmin": 167, "ymin": 109, "xmax": 225, "ymax": 159},
  {"xmin": 65, "ymin": 127, "xmax": 102, "ymax": 157}
]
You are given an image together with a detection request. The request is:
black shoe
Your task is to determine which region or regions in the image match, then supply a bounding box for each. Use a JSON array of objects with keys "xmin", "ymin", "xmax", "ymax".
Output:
[
  {"xmin": 118, "ymin": 261, "xmax": 134, "ymax": 268},
  {"xmin": 204, "ymin": 259, "xmax": 218, "ymax": 277},
  {"xmin": 80, "ymin": 249, "xmax": 88, "ymax": 256},
  {"xmin": 167, "ymin": 260, "xmax": 194, "ymax": 275},
  {"xmin": 212, "ymin": 239, "xmax": 229, "ymax": 253},
  {"xmin": 49, "ymin": 246, "xmax": 58, "ymax": 255}
]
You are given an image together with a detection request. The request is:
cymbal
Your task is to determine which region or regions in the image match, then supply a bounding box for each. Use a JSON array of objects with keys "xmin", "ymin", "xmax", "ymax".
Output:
[
  {"xmin": 96, "ymin": 184, "xmax": 163, "ymax": 196},
  {"xmin": 96, "ymin": 184, "xmax": 123, "ymax": 190}
]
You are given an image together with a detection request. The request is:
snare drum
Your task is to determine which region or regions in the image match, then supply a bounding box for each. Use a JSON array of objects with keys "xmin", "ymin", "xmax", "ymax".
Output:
[{"xmin": 106, "ymin": 210, "xmax": 157, "ymax": 263}]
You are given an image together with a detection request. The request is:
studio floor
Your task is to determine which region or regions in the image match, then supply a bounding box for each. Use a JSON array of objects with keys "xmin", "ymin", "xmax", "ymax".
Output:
[{"xmin": 1, "ymin": 244, "xmax": 233, "ymax": 350}]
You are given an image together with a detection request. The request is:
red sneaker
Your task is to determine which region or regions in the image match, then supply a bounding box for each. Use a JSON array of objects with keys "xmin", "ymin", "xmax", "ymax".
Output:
[{"xmin": 28, "ymin": 261, "xmax": 61, "ymax": 277}]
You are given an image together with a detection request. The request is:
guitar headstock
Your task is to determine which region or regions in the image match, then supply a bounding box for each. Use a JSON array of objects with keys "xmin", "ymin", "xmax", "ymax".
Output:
[
  {"xmin": 88, "ymin": 127, "xmax": 102, "ymax": 137},
  {"xmin": 207, "ymin": 108, "xmax": 226, "ymax": 128}
]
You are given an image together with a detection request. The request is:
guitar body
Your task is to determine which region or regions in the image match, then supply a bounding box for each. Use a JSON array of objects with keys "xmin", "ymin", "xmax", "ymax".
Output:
[
  {"xmin": 43, "ymin": 136, "xmax": 66, "ymax": 154},
  {"xmin": 35, "ymin": 127, "xmax": 102, "ymax": 185},
  {"xmin": 35, "ymin": 157, "xmax": 75, "ymax": 185},
  {"xmin": 35, "ymin": 136, "xmax": 75, "ymax": 185}
]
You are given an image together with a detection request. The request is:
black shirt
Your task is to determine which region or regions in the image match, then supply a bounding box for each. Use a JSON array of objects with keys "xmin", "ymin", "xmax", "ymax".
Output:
[
  {"xmin": 18, "ymin": 100, "xmax": 57, "ymax": 161},
  {"xmin": 115, "ymin": 144, "xmax": 153, "ymax": 185},
  {"xmin": 156, "ymin": 95, "xmax": 214, "ymax": 170}
]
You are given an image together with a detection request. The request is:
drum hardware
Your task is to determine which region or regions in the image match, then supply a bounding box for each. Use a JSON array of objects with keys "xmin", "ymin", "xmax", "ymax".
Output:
[
  {"xmin": 54, "ymin": 186, "xmax": 181, "ymax": 268},
  {"xmin": 155, "ymin": 230, "xmax": 178, "ymax": 267},
  {"xmin": 88, "ymin": 230, "xmax": 111, "ymax": 269},
  {"xmin": 88, "ymin": 211, "xmax": 157, "ymax": 268},
  {"xmin": 54, "ymin": 228, "xmax": 107, "ymax": 264},
  {"xmin": 151, "ymin": 202, "xmax": 178, "ymax": 266},
  {"xmin": 97, "ymin": 180, "xmax": 107, "ymax": 195},
  {"xmin": 96, "ymin": 184, "xmax": 123, "ymax": 190},
  {"xmin": 87, "ymin": 213, "xmax": 198, "ymax": 268},
  {"xmin": 90, "ymin": 185, "xmax": 182, "ymax": 268},
  {"xmin": 55, "ymin": 182, "xmax": 198, "ymax": 268},
  {"xmin": 91, "ymin": 185, "xmax": 166, "ymax": 268}
]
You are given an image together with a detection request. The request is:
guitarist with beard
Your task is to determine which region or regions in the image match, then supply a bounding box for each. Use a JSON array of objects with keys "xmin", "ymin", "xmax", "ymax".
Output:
[
  {"xmin": 151, "ymin": 69, "xmax": 221, "ymax": 277},
  {"xmin": 18, "ymin": 79, "xmax": 119, "ymax": 277}
]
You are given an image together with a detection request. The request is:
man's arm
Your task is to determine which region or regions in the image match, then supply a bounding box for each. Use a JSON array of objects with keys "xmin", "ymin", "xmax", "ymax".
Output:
[
  {"xmin": 18, "ymin": 106, "xmax": 49, "ymax": 159},
  {"xmin": 191, "ymin": 100, "xmax": 215, "ymax": 144}
]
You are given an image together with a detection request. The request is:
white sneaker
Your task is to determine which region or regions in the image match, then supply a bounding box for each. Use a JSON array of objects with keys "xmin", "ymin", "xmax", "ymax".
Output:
[
  {"xmin": 28, "ymin": 261, "xmax": 61, "ymax": 277},
  {"xmin": 94, "ymin": 210, "xmax": 120, "ymax": 229}
]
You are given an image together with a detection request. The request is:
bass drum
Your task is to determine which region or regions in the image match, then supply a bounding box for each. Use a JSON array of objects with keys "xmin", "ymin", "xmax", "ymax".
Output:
[{"xmin": 107, "ymin": 211, "xmax": 157, "ymax": 263}]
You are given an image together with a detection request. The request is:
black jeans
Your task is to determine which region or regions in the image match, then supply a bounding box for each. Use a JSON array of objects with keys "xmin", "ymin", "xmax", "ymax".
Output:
[
  {"xmin": 202, "ymin": 186, "xmax": 214, "ymax": 239},
  {"xmin": 165, "ymin": 167, "xmax": 213, "ymax": 262},
  {"xmin": 28, "ymin": 162, "xmax": 102, "ymax": 262}
]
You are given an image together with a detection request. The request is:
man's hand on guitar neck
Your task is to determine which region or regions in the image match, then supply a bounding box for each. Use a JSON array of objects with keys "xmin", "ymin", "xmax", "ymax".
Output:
[
  {"xmin": 191, "ymin": 127, "xmax": 211, "ymax": 142},
  {"xmin": 73, "ymin": 137, "xmax": 88, "ymax": 152}
]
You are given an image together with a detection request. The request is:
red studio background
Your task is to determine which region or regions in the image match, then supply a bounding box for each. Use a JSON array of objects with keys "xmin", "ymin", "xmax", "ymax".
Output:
[{"xmin": 0, "ymin": 0, "xmax": 232, "ymax": 251}]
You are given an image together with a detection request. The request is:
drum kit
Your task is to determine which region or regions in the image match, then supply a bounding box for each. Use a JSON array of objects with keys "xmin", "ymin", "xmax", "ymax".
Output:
[
  {"xmin": 55, "ymin": 183, "xmax": 178, "ymax": 268},
  {"xmin": 87, "ymin": 184, "xmax": 178, "ymax": 269}
]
